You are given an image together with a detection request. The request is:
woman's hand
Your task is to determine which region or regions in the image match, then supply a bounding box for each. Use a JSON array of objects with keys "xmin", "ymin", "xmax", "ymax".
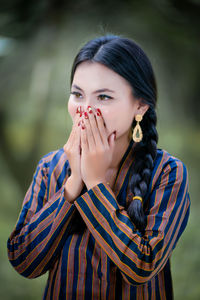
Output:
[
  {"xmin": 63, "ymin": 113, "xmax": 84, "ymax": 200},
  {"xmin": 80, "ymin": 107, "xmax": 116, "ymax": 190}
]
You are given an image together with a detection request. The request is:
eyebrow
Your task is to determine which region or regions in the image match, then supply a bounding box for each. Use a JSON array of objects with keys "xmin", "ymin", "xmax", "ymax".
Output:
[{"xmin": 72, "ymin": 84, "xmax": 115, "ymax": 94}]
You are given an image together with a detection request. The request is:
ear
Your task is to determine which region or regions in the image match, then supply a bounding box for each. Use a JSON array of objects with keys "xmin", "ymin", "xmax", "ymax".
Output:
[{"xmin": 136, "ymin": 101, "xmax": 149, "ymax": 118}]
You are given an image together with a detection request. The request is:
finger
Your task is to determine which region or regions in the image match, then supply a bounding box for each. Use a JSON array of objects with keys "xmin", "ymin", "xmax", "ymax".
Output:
[
  {"xmin": 73, "ymin": 111, "xmax": 82, "ymax": 128},
  {"xmin": 72, "ymin": 110, "xmax": 83, "ymax": 145},
  {"xmin": 94, "ymin": 108, "xmax": 109, "ymax": 147},
  {"xmin": 80, "ymin": 120, "xmax": 89, "ymax": 153},
  {"xmin": 64, "ymin": 112, "xmax": 81, "ymax": 152},
  {"xmin": 108, "ymin": 131, "xmax": 116, "ymax": 151},
  {"xmin": 83, "ymin": 111, "xmax": 96, "ymax": 151},
  {"xmin": 72, "ymin": 118, "xmax": 81, "ymax": 150},
  {"xmin": 86, "ymin": 106, "xmax": 103, "ymax": 146},
  {"xmin": 64, "ymin": 127, "xmax": 75, "ymax": 153}
]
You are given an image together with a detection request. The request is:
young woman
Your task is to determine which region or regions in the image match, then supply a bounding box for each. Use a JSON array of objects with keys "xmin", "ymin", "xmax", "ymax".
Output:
[{"xmin": 7, "ymin": 34, "xmax": 190, "ymax": 299}]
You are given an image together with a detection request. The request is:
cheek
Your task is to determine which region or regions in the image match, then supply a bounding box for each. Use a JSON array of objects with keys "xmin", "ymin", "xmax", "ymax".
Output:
[
  {"xmin": 68, "ymin": 98, "xmax": 77, "ymax": 120},
  {"xmin": 103, "ymin": 108, "xmax": 133, "ymax": 134},
  {"xmin": 102, "ymin": 109, "xmax": 116, "ymax": 132}
]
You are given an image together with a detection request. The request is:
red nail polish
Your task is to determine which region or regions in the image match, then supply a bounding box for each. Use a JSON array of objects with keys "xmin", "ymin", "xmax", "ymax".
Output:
[
  {"xmin": 76, "ymin": 106, "xmax": 82, "ymax": 114},
  {"xmin": 96, "ymin": 108, "xmax": 101, "ymax": 116},
  {"xmin": 78, "ymin": 121, "xmax": 81, "ymax": 126},
  {"xmin": 84, "ymin": 112, "xmax": 89, "ymax": 119},
  {"xmin": 76, "ymin": 106, "xmax": 80, "ymax": 114},
  {"xmin": 81, "ymin": 125, "xmax": 85, "ymax": 129},
  {"xmin": 87, "ymin": 106, "xmax": 93, "ymax": 113}
]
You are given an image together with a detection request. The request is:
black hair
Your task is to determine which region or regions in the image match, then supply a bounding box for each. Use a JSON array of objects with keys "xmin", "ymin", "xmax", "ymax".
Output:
[{"xmin": 67, "ymin": 34, "xmax": 158, "ymax": 235}]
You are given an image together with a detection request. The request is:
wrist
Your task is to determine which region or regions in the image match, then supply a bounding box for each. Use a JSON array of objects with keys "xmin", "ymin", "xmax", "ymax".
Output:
[
  {"xmin": 64, "ymin": 176, "xmax": 84, "ymax": 203},
  {"xmin": 86, "ymin": 178, "xmax": 107, "ymax": 190}
]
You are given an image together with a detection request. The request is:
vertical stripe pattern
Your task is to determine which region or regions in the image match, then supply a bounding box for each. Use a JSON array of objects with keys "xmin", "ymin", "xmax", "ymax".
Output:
[{"xmin": 7, "ymin": 141, "xmax": 190, "ymax": 299}]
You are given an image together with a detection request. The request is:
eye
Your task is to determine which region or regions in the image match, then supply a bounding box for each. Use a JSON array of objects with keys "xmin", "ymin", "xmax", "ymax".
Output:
[
  {"xmin": 70, "ymin": 91, "xmax": 83, "ymax": 99},
  {"xmin": 98, "ymin": 94, "xmax": 113, "ymax": 101}
]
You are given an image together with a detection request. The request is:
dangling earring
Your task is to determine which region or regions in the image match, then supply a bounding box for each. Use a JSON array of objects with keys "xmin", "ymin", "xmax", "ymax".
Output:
[{"xmin": 132, "ymin": 114, "xmax": 143, "ymax": 142}]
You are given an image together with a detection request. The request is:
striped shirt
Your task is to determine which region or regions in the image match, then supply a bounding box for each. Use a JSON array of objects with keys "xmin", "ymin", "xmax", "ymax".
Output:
[{"xmin": 7, "ymin": 139, "xmax": 190, "ymax": 299}]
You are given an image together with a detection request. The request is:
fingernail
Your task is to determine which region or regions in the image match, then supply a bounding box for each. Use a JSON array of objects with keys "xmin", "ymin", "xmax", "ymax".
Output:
[
  {"xmin": 96, "ymin": 108, "xmax": 101, "ymax": 116},
  {"xmin": 84, "ymin": 112, "xmax": 89, "ymax": 119},
  {"xmin": 87, "ymin": 106, "xmax": 93, "ymax": 113},
  {"xmin": 78, "ymin": 121, "xmax": 81, "ymax": 126},
  {"xmin": 81, "ymin": 125, "xmax": 85, "ymax": 129},
  {"xmin": 76, "ymin": 106, "xmax": 81, "ymax": 114}
]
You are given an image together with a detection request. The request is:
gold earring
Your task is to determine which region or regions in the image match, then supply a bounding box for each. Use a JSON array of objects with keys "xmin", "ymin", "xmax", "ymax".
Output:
[{"xmin": 132, "ymin": 114, "xmax": 143, "ymax": 142}]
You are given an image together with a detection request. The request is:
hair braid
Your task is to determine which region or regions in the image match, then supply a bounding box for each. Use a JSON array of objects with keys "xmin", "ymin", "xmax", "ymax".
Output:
[
  {"xmin": 68, "ymin": 34, "xmax": 158, "ymax": 234},
  {"xmin": 127, "ymin": 107, "xmax": 158, "ymax": 233}
]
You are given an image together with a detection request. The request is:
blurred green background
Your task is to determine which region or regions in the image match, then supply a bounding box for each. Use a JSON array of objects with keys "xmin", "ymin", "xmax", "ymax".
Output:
[{"xmin": 0, "ymin": 0, "xmax": 200, "ymax": 299}]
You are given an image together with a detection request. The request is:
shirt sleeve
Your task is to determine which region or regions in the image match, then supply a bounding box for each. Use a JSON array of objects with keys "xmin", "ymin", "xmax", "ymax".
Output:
[
  {"xmin": 74, "ymin": 158, "xmax": 190, "ymax": 286},
  {"xmin": 7, "ymin": 154, "xmax": 76, "ymax": 279}
]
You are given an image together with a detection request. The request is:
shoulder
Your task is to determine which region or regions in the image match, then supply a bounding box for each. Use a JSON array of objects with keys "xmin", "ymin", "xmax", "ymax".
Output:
[
  {"xmin": 150, "ymin": 148, "xmax": 188, "ymax": 191},
  {"xmin": 155, "ymin": 148, "xmax": 187, "ymax": 171}
]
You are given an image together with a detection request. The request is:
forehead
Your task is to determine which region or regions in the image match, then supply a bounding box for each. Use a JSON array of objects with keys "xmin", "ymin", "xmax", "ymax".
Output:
[{"xmin": 73, "ymin": 61, "xmax": 132, "ymax": 93}]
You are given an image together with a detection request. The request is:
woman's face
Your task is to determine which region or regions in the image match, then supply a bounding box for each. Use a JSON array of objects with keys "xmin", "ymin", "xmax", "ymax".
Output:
[{"xmin": 68, "ymin": 61, "xmax": 148, "ymax": 140}]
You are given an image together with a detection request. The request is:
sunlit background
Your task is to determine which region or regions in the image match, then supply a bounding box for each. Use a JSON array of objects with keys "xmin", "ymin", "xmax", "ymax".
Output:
[{"xmin": 0, "ymin": 0, "xmax": 200, "ymax": 299}]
